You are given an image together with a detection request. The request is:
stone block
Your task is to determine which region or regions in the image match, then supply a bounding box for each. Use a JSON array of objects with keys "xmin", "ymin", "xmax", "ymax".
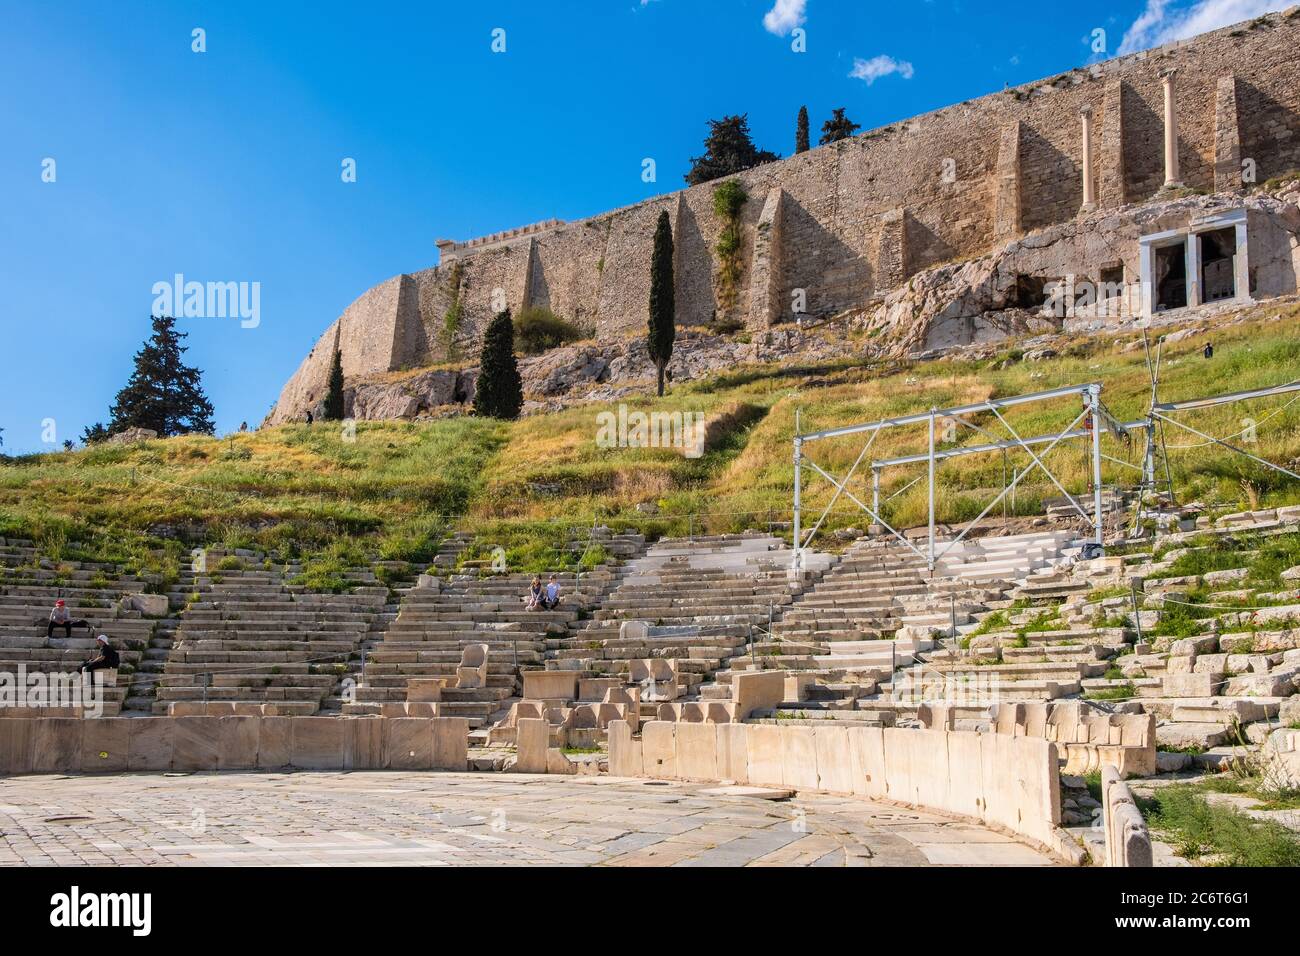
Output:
[
  {"xmin": 546, "ymin": 748, "xmax": 579, "ymax": 775},
  {"xmin": 1170, "ymin": 636, "xmax": 1218, "ymax": 656},
  {"xmin": 127, "ymin": 719, "xmax": 173, "ymax": 771},
  {"xmin": 944, "ymin": 729, "xmax": 986, "ymax": 820},
  {"xmin": 516, "ymin": 717, "xmax": 549, "ymax": 773},
  {"xmin": 0, "ymin": 719, "xmax": 35, "ymax": 775},
  {"xmin": 217, "ymin": 716, "xmax": 260, "ymax": 770},
  {"xmin": 732, "ymin": 670, "xmax": 785, "ymax": 721},
  {"xmin": 641, "ymin": 721, "xmax": 677, "ymax": 779},
  {"xmin": 813, "ymin": 726, "xmax": 853, "ymax": 794},
  {"xmin": 171, "ymin": 716, "xmax": 218, "ymax": 771},
  {"xmin": 848, "ymin": 726, "xmax": 886, "ymax": 799},
  {"xmin": 348, "ymin": 717, "xmax": 384, "ymax": 770},
  {"xmin": 1162, "ymin": 673, "xmax": 1220, "ymax": 697},
  {"xmin": 384, "ymin": 718, "xmax": 432, "ymax": 770},
  {"xmin": 606, "ymin": 720, "xmax": 642, "ymax": 778},
  {"xmin": 521, "ymin": 670, "xmax": 578, "ymax": 702},
  {"xmin": 290, "ymin": 717, "xmax": 345, "ymax": 770},
  {"xmin": 1194, "ymin": 653, "xmax": 1228, "ymax": 674},
  {"xmin": 405, "ymin": 679, "xmax": 446, "ymax": 703},
  {"xmin": 81, "ymin": 718, "xmax": 130, "ymax": 773},
  {"xmin": 780, "ymin": 726, "xmax": 819, "ymax": 791},
  {"xmin": 30, "ymin": 718, "xmax": 83, "ymax": 773},
  {"xmin": 785, "ymin": 673, "xmax": 816, "ymax": 702},
  {"xmin": 715, "ymin": 722, "xmax": 749, "ymax": 784},
  {"xmin": 432, "ymin": 718, "xmax": 468, "ymax": 771},
  {"xmin": 745, "ymin": 724, "xmax": 785, "ymax": 788},
  {"xmin": 455, "ymin": 644, "xmax": 489, "ymax": 689},
  {"xmin": 619, "ymin": 620, "xmax": 649, "ymax": 642},
  {"xmin": 122, "ymin": 592, "xmax": 170, "ymax": 616},
  {"xmin": 1224, "ymin": 671, "xmax": 1295, "ymax": 697},
  {"xmin": 257, "ymin": 716, "xmax": 292, "ymax": 769},
  {"xmin": 675, "ymin": 721, "xmax": 717, "ymax": 781}
]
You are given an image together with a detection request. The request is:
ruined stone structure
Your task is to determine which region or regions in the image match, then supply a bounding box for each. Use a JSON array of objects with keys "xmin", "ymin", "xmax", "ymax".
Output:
[{"xmin": 269, "ymin": 10, "xmax": 1300, "ymax": 424}]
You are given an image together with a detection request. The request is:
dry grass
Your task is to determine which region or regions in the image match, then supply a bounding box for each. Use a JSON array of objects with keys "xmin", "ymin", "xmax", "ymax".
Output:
[{"xmin": 4, "ymin": 302, "xmax": 1300, "ymax": 573}]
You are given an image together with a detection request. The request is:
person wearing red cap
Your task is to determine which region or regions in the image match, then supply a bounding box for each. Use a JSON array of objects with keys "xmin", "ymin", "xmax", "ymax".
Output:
[{"xmin": 46, "ymin": 600, "xmax": 89, "ymax": 639}]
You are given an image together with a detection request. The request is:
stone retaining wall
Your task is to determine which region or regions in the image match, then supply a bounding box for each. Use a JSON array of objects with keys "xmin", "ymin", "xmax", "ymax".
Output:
[
  {"xmin": 0, "ymin": 716, "xmax": 468, "ymax": 775},
  {"xmin": 1101, "ymin": 765, "xmax": 1154, "ymax": 866},
  {"xmin": 269, "ymin": 10, "xmax": 1300, "ymax": 424},
  {"xmin": 607, "ymin": 719, "xmax": 1083, "ymax": 863}
]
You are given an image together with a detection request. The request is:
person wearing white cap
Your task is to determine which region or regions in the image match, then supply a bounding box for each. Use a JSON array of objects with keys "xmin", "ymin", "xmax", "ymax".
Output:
[{"xmin": 78, "ymin": 635, "xmax": 120, "ymax": 674}]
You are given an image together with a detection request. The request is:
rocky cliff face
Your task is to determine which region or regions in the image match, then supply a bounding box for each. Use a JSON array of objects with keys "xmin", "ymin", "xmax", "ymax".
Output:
[
  {"xmin": 266, "ymin": 182, "xmax": 1300, "ymax": 426},
  {"xmin": 264, "ymin": 11, "xmax": 1300, "ymax": 427}
]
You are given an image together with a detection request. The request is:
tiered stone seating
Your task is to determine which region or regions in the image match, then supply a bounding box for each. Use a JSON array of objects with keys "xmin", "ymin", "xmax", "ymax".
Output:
[
  {"xmin": 550, "ymin": 535, "xmax": 834, "ymax": 714},
  {"xmin": 0, "ymin": 538, "xmax": 162, "ymax": 716},
  {"xmin": 155, "ymin": 558, "xmax": 388, "ymax": 716},
  {"xmin": 345, "ymin": 567, "xmax": 626, "ymax": 728}
]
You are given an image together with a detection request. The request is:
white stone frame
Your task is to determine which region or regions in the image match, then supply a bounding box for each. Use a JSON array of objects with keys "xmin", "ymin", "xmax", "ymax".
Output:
[{"xmin": 1138, "ymin": 208, "xmax": 1250, "ymax": 318}]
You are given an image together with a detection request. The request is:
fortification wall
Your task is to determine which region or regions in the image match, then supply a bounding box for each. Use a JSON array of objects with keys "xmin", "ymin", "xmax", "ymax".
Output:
[{"xmin": 268, "ymin": 9, "xmax": 1300, "ymax": 424}]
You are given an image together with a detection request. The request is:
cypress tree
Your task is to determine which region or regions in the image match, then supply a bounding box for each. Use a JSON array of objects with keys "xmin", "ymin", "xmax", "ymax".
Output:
[
  {"xmin": 324, "ymin": 348, "xmax": 346, "ymax": 420},
  {"xmin": 473, "ymin": 308, "xmax": 524, "ymax": 420},
  {"xmin": 107, "ymin": 315, "xmax": 215, "ymax": 437},
  {"xmin": 795, "ymin": 105, "xmax": 810, "ymax": 153},
  {"xmin": 648, "ymin": 209, "xmax": 676, "ymax": 398}
]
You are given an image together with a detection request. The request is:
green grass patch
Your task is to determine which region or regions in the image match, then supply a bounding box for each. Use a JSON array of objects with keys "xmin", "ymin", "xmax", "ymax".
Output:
[{"xmin": 1142, "ymin": 784, "xmax": 1300, "ymax": 866}]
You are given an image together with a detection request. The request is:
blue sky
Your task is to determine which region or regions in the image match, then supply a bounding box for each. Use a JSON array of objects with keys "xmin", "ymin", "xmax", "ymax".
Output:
[{"xmin": 0, "ymin": 0, "xmax": 1286, "ymax": 453}]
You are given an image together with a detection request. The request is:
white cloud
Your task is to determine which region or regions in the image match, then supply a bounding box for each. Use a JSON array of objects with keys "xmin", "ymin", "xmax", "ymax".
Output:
[
  {"xmin": 1117, "ymin": 0, "xmax": 1289, "ymax": 54},
  {"xmin": 763, "ymin": 0, "xmax": 807, "ymax": 36},
  {"xmin": 849, "ymin": 54, "xmax": 915, "ymax": 85}
]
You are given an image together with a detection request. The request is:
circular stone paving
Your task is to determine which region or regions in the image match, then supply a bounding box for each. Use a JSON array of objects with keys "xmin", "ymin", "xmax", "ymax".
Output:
[{"xmin": 0, "ymin": 772, "xmax": 1058, "ymax": 867}]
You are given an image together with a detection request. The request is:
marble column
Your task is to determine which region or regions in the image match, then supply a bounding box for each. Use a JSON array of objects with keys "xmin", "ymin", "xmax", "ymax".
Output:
[
  {"xmin": 1160, "ymin": 69, "xmax": 1182, "ymax": 188},
  {"xmin": 1080, "ymin": 106, "xmax": 1096, "ymax": 212}
]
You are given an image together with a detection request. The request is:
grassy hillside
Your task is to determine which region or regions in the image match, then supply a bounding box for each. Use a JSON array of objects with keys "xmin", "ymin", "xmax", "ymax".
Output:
[{"xmin": 4, "ymin": 300, "xmax": 1300, "ymax": 580}]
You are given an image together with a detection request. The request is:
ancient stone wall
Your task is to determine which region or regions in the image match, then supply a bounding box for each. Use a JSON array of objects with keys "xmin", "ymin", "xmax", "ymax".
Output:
[{"xmin": 270, "ymin": 9, "xmax": 1300, "ymax": 424}]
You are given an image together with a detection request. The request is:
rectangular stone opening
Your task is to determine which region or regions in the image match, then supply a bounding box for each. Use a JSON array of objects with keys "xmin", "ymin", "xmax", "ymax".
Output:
[
  {"xmin": 1099, "ymin": 264, "xmax": 1124, "ymax": 299},
  {"xmin": 1011, "ymin": 275, "xmax": 1054, "ymax": 311},
  {"xmin": 1198, "ymin": 226, "xmax": 1238, "ymax": 304},
  {"xmin": 1154, "ymin": 242, "xmax": 1188, "ymax": 312}
]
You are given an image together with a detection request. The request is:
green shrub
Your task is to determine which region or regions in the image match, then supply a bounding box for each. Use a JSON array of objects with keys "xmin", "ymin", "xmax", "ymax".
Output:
[
  {"xmin": 1144, "ymin": 785, "xmax": 1300, "ymax": 866},
  {"xmin": 514, "ymin": 307, "xmax": 585, "ymax": 355}
]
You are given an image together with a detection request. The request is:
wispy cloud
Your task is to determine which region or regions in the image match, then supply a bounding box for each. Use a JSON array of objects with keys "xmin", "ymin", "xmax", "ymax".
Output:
[
  {"xmin": 849, "ymin": 54, "xmax": 915, "ymax": 85},
  {"xmin": 763, "ymin": 0, "xmax": 807, "ymax": 36},
  {"xmin": 1117, "ymin": 0, "xmax": 1289, "ymax": 54}
]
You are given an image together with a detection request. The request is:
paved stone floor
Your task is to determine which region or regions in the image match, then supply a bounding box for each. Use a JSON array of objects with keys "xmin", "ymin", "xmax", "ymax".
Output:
[{"xmin": 0, "ymin": 772, "xmax": 1058, "ymax": 866}]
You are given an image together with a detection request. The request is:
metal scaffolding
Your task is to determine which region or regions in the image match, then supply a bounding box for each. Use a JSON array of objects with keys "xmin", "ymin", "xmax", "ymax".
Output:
[
  {"xmin": 792, "ymin": 383, "xmax": 1143, "ymax": 572},
  {"xmin": 793, "ymin": 372, "xmax": 1300, "ymax": 573}
]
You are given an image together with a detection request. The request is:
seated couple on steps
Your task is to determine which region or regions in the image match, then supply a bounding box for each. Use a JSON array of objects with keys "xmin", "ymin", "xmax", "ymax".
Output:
[{"xmin": 525, "ymin": 575, "xmax": 561, "ymax": 611}]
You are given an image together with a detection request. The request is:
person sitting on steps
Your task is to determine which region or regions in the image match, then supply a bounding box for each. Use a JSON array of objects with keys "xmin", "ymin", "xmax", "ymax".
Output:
[
  {"xmin": 78, "ymin": 635, "xmax": 120, "ymax": 674},
  {"xmin": 542, "ymin": 574, "xmax": 561, "ymax": 610},
  {"xmin": 524, "ymin": 576, "xmax": 544, "ymax": 611},
  {"xmin": 46, "ymin": 600, "xmax": 90, "ymax": 639}
]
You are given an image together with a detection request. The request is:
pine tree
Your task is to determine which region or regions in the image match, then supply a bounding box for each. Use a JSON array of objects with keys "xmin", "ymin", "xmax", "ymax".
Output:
[
  {"xmin": 685, "ymin": 114, "xmax": 779, "ymax": 186},
  {"xmin": 324, "ymin": 348, "xmax": 346, "ymax": 421},
  {"xmin": 819, "ymin": 108, "xmax": 861, "ymax": 145},
  {"xmin": 82, "ymin": 423, "xmax": 109, "ymax": 445},
  {"xmin": 473, "ymin": 309, "xmax": 524, "ymax": 420},
  {"xmin": 795, "ymin": 106, "xmax": 810, "ymax": 153},
  {"xmin": 648, "ymin": 210, "xmax": 676, "ymax": 398},
  {"xmin": 106, "ymin": 315, "xmax": 215, "ymax": 437}
]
